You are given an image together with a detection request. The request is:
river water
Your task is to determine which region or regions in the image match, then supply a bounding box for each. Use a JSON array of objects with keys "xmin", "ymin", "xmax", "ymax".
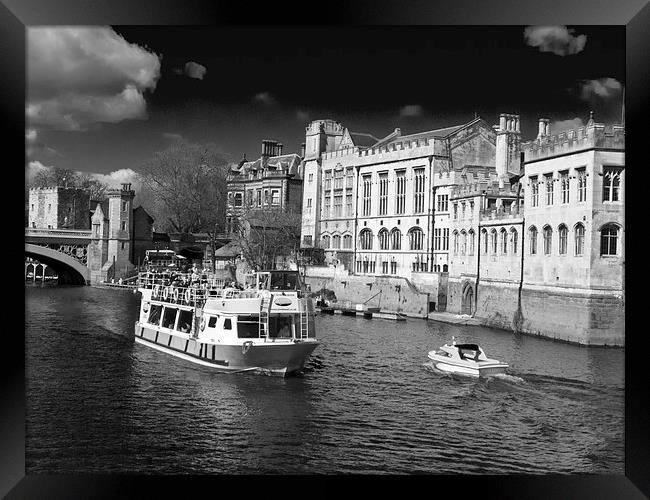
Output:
[{"xmin": 25, "ymin": 284, "xmax": 624, "ymax": 474}]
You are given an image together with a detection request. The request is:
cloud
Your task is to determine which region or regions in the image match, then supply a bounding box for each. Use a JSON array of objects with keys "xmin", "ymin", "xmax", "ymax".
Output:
[
  {"xmin": 26, "ymin": 160, "xmax": 54, "ymax": 183},
  {"xmin": 26, "ymin": 128, "xmax": 61, "ymax": 158},
  {"xmin": 27, "ymin": 27, "xmax": 161, "ymax": 130},
  {"xmin": 296, "ymin": 110, "xmax": 310, "ymax": 122},
  {"xmin": 26, "ymin": 128, "xmax": 38, "ymax": 143},
  {"xmin": 549, "ymin": 117, "xmax": 584, "ymax": 134},
  {"xmin": 399, "ymin": 105, "xmax": 423, "ymax": 117},
  {"xmin": 253, "ymin": 91, "xmax": 275, "ymax": 105},
  {"xmin": 183, "ymin": 61, "xmax": 206, "ymax": 80},
  {"xmin": 90, "ymin": 168, "xmax": 142, "ymax": 191},
  {"xmin": 579, "ymin": 78, "xmax": 622, "ymax": 100},
  {"xmin": 524, "ymin": 26, "xmax": 587, "ymax": 56}
]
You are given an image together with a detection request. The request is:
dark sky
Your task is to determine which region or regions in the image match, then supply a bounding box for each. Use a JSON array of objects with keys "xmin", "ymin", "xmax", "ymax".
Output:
[{"xmin": 27, "ymin": 26, "xmax": 625, "ymax": 177}]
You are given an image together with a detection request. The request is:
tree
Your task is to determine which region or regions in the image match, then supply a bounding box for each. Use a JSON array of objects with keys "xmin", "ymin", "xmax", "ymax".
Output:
[
  {"xmin": 139, "ymin": 140, "xmax": 231, "ymax": 269},
  {"xmin": 236, "ymin": 206, "xmax": 302, "ymax": 272},
  {"xmin": 32, "ymin": 166, "xmax": 78, "ymax": 188},
  {"xmin": 76, "ymin": 172, "xmax": 109, "ymax": 201}
]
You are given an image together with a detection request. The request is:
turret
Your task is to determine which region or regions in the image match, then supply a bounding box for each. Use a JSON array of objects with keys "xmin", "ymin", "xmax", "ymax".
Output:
[{"xmin": 495, "ymin": 113, "xmax": 522, "ymax": 188}]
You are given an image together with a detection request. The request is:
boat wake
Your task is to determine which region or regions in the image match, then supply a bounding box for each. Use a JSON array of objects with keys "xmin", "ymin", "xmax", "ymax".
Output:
[{"xmin": 490, "ymin": 373, "xmax": 525, "ymax": 384}]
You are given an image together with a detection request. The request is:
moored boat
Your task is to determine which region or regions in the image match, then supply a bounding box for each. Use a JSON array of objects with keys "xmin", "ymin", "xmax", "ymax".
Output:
[
  {"xmin": 134, "ymin": 269, "xmax": 319, "ymax": 377},
  {"xmin": 427, "ymin": 337, "xmax": 508, "ymax": 378}
]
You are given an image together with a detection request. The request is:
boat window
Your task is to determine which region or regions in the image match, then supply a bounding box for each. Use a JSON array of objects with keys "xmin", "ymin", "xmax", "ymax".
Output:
[
  {"xmin": 268, "ymin": 316, "xmax": 293, "ymax": 338},
  {"xmin": 148, "ymin": 304, "xmax": 163, "ymax": 326},
  {"xmin": 269, "ymin": 272, "xmax": 299, "ymax": 291},
  {"xmin": 237, "ymin": 315, "xmax": 259, "ymax": 338},
  {"xmin": 208, "ymin": 316, "xmax": 218, "ymax": 328},
  {"xmin": 285, "ymin": 273, "xmax": 298, "ymax": 290},
  {"xmin": 223, "ymin": 318, "xmax": 232, "ymax": 330},
  {"xmin": 162, "ymin": 307, "xmax": 178, "ymax": 329},
  {"xmin": 177, "ymin": 310, "xmax": 193, "ymax": 333}
]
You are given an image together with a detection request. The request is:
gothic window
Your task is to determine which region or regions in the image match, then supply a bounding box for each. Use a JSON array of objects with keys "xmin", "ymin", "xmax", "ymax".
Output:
[
  {"xmin": 491, "ymin": 229, "xmax": 498, "ymax": 254},
  {"xmin": 530, "ymin": 176, "xmax": 539, "ymax": 207},
  {"xmin": 460, "ymin": 230, "xmax": 467, "ymax": 255},
  {"xmin": 391, "ymin": 228, "xmax": 402, "ymax": 250},
  {"xmin": 378, "ymin": 172, "xmax": 389, "ymax": 216},
  {"xmin": 332, "ymin": 235, "xmax": 341, "ymax": 249},
  {"xmin": 413, "ymin": 168, "xmax": 425, "ymax": 213},
  {"xmin": 560, "ymin": 171, "xmax": 570, "ymax": 204},
  {"xmin": 359, "ymin": 229, "xmax": 373, "ymax": 250},
  {"xmin": 453, "ymin": 231, "xmax": 459, "ymax": 255},
  {"xmin": 409, "ymin": 227, "xmax": 424, "ymax": 251},
  {"xmin": 343, "ymin": 234, "xmax": 352, "ymax": 249},
  {"xmin": 500, "ymin": 228, "xmax": 508, "ymax": 254},
  {"xmin": 558, "ymin": 224, "xmax": 568, "ymax": 254},
  {"xmin": 603, "ymin": 167, "xmax": 622, "ymax": 202},
  {"xmin": 574, "ymin": 223, "xmax": 585, "ymax": 255},
  {"xmin": 362, "ymin": 175, "xmax": 372, "ymax": 216},
  {"xmin": 321, "ymin": 235, "xmax": 330, "ymax": 249},
  {"xmin": 529, "ymin": 226, "xmax": 538, "ymax": 255},
  {"xmin": 545, "ymin": 174, "xmax": 554, "ymax": 205},
  {"xmin": 543, "ymin": 225, "xmax": 553, "ymax": 255},
  {"xmin": 481, "ymin": 228, "xmax": 488, "ymax": 254},
  {"xmin": 600, "ymin": 224, "xmax": 619, "ymax": 256},
  {"xmin": 510, "ymin": 228, "xmax": 518, "ymax": 254},
  {"xmin": 468, "ymin": 229, "xmax": 475, "ymax": 255},
  {"xmin": 576, "ymin": 167, "xmax": 587, "ymax": 202},
  {"xmin": 395, "ymin": 170, "xmax": 406, "ymax": 214},
  {"xmin": 378, "ymin": 229, "xmax": 390, "ymax": 250}
]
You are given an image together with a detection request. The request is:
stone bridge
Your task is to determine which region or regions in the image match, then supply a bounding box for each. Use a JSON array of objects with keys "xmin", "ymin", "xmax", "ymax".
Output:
[{"xmin": 25, "ymin": 228, "xmax": 92, "ymax": 285}]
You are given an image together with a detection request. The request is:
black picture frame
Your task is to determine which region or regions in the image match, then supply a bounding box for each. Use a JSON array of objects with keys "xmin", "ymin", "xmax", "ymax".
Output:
[{"xmin": 8, "ymin": 0, "xmax": 649, "ymax": 497}]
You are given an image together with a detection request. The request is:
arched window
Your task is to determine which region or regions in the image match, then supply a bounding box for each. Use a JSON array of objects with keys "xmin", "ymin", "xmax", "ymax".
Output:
[
  {"xmin": 529, "ymin": 226, "xmax": 538, "ymax": 255},
  {"xmin": 468, "ymin": 230, "xmax": 475, "ymax": 255},
  {"xmin": 409, "ymin": 227, "xmax": 424, "ymax": 251},
  {"xmin": 453, "ymin": 230, "xmax": 459, "ymax": 254},
  {"xmin": 600, "ymin": 224, "xmax": 619, "ymax": 256},
  {"xmin": 460, "ymin": 230, "xmax": 467, "ymax": 255},
  {"xmin": 322, "ymin": 235, "xmax": 330, "ymax": 249},
  {"xmin": 558, "ymin": 224, "xmax": 568, "ymax": 255},
  {"xmin": 359, "ymin": 229, "xmax": 373, "ymax": 250},
  {"xmin": 390, "ymin": 228, "xmax": 402, "ymax": 250},
  {"xmin": 510, "ymin": 228, "xmax": 518, "ymax": 254},
  {"xmin": 343, "ymin": 234, "xmax": 352, "ymax": 249},
  {"xmin": 574, "ymin": 223, "xmax": 585, "ymax": 255},
  {"xmin": 481, "ymin": 228, "xmax": 488, "ymax": 254},
  {"xmin": 490, "ymin": 229, "xmax": 497, "ymax": 254},
  {"xmin": 500, "ymin": 228, "xmax": 508, "ymax": 254},
  {"xmin": 332, "ymin": 234, "xmax": 341, "ymax": 249},
  {"xmin": 543, "ymin": 225, "xmax": 552, "ymax": 255},
  {"xmin": 378, "ymin": 229, "xmax": 390, "ymax": 250}
]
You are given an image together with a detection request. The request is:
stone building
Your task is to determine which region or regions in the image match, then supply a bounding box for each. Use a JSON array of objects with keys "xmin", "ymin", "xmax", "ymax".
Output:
[
  {"xmin": 27, "ymin": 186, "xmax": 90, "ymax": 229},
  {"xmin": 131, "ymin": 205, "xmax": 154, "ymax": 266},
  {"xmin": 87, "ymin": 183, "xmax": 136, "ymax": 283},
  {"xmin": 447, "ymin": 114, "xmax": 625, "ymax": 346},
  {"xmin": 299, "ymin": 117, "xmax": 503, "ymax": 280},
  {"xmin": 225, "ymin": 139, "xmax": 304, "ymax": 235}
]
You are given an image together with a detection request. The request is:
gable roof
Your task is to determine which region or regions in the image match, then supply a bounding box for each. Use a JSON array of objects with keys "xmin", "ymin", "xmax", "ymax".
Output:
[{"xmin": 349, "ymin": 132, "xmax": 380, "ymax": 148}]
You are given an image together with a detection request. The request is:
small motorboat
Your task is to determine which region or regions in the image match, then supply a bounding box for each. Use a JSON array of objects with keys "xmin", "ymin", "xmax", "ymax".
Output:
[{"xmin": 427, "ymin": 337, "xmax": 508, "ymax": 378}]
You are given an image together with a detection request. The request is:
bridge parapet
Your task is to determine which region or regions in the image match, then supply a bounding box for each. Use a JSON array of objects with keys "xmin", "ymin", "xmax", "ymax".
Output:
[{"xmin": 25, "ymin": 228, "xmax": 92, "ymax": 240}]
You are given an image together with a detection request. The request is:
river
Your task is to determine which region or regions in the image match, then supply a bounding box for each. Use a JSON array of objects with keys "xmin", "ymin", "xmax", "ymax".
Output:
[{"xmin": 25, "ymin": 284, "xmax": 624, "ymax": 474}]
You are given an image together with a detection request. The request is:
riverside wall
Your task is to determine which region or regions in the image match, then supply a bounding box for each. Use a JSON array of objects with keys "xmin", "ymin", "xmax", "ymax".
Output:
[
  {"xmin": 304, "ymin": 266, "xmax": 434, "ymax": 318},
  {"xmin": 448, "ymin": 278, "xmax": 624, "ymax": 346}
]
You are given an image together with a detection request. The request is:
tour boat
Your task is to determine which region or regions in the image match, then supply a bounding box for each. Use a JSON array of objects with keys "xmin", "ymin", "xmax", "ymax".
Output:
[
  {"xmin": 134, "ymin": 269, "xmax": 319, "ymax": 377},
  {"xmin": 427, "ymin": 337, "xmax": 508, "ymax": 377}
]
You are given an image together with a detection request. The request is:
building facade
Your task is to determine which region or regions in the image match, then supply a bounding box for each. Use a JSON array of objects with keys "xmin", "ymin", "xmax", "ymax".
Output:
[
  {"xmin": 225, "ymin": 139, "xmax": 304, "ymax": 235},
  {"xmin": 27, "ymin": 186, "xmax": 90, "ymax": 230},
  {"xmin": 300, "ymin": 116, "xmax": 513, "ymax": 280},
  {"xmin": 447, "ymin": 115, "xmax": 625, "ymax": 345}
]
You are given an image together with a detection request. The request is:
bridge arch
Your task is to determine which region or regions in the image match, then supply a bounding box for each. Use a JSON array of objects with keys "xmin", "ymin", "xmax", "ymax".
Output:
[{"xmin": 25, "ymin": 243, "xmax": 89, "ymax": 285}]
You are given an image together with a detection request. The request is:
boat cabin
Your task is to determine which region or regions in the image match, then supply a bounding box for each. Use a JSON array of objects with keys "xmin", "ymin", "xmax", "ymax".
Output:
[{"xmin": 255, "ymin": 270, "xmax": 302, "ymax": 293}]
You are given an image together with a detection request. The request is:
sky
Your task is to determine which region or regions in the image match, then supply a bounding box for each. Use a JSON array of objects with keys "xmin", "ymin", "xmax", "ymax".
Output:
[{"xmin": 25, "ymin": 26, "xmax": 625, "ymax": 188}]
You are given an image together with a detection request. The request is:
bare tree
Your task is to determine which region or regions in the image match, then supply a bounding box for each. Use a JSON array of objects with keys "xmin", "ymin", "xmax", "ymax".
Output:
[
  {"xmin": 236, "ymin": 206, "xmax": 302, "ymax": 271},
  {"xmin": 139, "ymin": 140, "xmax": 231, "ymax": 269}
]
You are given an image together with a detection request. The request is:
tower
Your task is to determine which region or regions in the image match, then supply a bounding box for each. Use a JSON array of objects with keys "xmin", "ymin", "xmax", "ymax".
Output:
[
  {"xmin": 301, "ymin": 120, "xmax": 345, "ymax": 248},
  {"xmin": 106, "ymin": 183, "xmax": 136, "ymax": 277}
]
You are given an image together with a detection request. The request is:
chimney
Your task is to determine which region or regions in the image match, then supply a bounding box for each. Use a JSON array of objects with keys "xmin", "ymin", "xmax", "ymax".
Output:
[
  {"xmin": 276, "ymin": 142, "xmax": 283, "ymax": 156},
  {"xmin": 300, "ymin": 143, "xmax": 306, "ymax": 157},
  {"xmin": 121, "ymin": 183, "xmax": 131, "ymax": 191},
  {"xmin": 538, "ymin": 118, "xmax": 550, "ymax": 138},
  {"xmin": 495, "ymin": 113, "xmax": 521, "ymax": 186}
]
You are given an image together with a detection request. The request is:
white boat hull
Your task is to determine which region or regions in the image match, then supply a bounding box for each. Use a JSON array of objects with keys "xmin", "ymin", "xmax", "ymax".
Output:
[
  {"xmin": 135, "ymin": 322, "xmax": 318, "ymax": 377},
  {"xmin": 428, "ymin": 352, "xmax": 508, "ymax": 378}
]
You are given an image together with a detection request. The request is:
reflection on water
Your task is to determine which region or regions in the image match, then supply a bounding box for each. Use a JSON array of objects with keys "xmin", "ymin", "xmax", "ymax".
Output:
[{"xmin": 26, "ymin": 286, "xmax": 624, "ymax": 474}]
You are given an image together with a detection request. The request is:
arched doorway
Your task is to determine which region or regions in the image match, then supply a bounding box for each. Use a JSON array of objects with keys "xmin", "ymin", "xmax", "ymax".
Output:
[{"xmin": 461, "ymin": 283, "xmax": 474, "ymax": 316}]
